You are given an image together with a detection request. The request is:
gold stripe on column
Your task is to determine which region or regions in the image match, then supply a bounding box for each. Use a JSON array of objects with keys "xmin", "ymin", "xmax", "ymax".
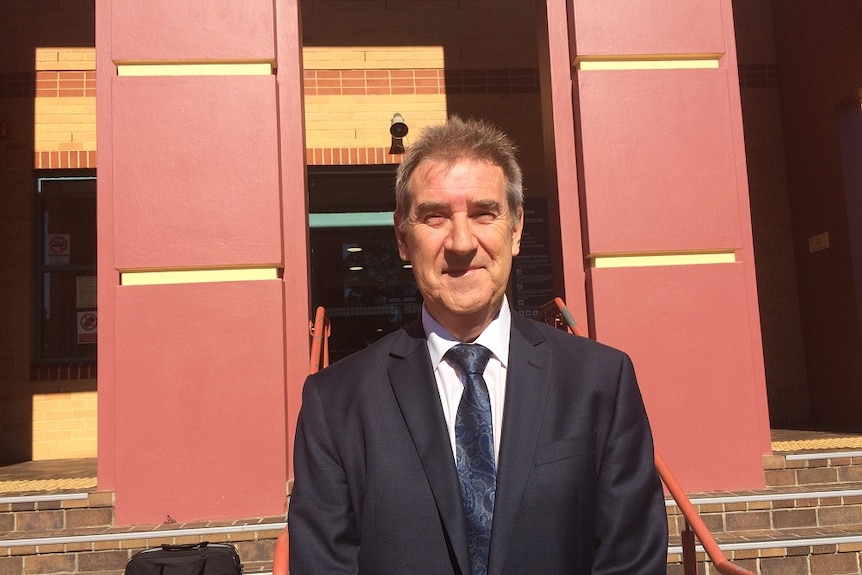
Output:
[
  {"xmin": 121, "ymin": 267, "xmax": 280, "ymax": 286},
  {"xmin": 589, "ymin": 251, "xmax": 736, "ymax": 269},
  {"xmin": 116, "ymin": 62, "xmax": 274, "ymax": 76},
  {"xmin": 575, "ymin": 55, "xmax": 721, "ymax": 71}
]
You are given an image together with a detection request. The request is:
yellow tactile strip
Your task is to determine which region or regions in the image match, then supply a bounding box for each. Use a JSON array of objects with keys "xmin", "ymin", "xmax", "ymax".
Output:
[
  {"xmin": 772, "ymin": 436, "xmax": 862, "ymax": 452},
  {"xmin": 0, "ymin": 477, "xmax": 96, "ymax": 495},
  {"xmin": 0, "ymin": 458, "xmax": 96, "ymax": 496}
]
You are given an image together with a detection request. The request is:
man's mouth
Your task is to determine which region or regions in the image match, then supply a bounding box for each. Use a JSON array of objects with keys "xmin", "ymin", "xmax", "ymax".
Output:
[{"xmin": 445, "ymin": 266, "xmax": 479, "ymax": 277}]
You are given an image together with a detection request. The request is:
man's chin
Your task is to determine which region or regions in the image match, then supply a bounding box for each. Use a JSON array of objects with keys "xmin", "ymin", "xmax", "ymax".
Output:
[{"xmin": 435, "ymin": 295, "xmax": 501, "ymax": 319}]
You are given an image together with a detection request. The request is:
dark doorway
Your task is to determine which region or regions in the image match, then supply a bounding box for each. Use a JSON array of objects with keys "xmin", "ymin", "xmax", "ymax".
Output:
[{"xmin": 308, "ymin": 167, "xmax": 420, "ymax": 361}]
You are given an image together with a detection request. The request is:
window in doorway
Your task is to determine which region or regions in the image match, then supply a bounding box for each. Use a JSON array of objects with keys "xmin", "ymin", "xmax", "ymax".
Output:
[
  {"xmin": 308, "ymin": 166, "xmax": 420, "ymax": 361},
  {"xmin": 310, "ymin": 223, "xmax": 421, "ymax": 361},
  {"xmin": 33, "ymin": 171, "xmax": 97, "ymax": 364}
]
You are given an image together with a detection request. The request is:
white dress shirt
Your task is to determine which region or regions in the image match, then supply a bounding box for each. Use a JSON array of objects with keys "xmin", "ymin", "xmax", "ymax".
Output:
[{"xmin": 423, "ymin": 296, "xmax": 511, "ymax": 463}]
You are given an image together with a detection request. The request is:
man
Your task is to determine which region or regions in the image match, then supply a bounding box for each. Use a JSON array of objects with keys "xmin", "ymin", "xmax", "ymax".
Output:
[{"xmin": 288, "ymin": 117, "xmax": 668, "ymax": 574}]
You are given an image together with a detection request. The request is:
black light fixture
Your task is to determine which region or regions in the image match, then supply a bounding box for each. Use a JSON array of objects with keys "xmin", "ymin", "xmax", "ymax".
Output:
[{"xmin": 389, "ymin": 113, "xmax": 408, "ymax": 154}]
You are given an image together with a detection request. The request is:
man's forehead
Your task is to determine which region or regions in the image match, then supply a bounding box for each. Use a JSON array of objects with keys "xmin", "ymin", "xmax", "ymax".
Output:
[
  {"xmin": 409, "ymin": 159, "xmax": 505, "ymax": 199},
  {"xmin": 413, "ymin": 157, "xmax": 502, "ymax": 177}
]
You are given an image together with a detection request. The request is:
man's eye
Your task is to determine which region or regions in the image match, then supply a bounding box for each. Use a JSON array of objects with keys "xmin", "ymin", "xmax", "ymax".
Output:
[
  {"xmin": 424, "ymin": 214, "xmax": 447, "ymax": 226},
  {"xmin": 472, "ymin": 211, "xmax": 497, "ymax": 223}
]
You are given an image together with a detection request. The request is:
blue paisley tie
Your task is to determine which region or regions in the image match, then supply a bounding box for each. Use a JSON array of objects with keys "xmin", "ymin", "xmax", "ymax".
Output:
[{"xmin": 446, "ymin": 343, "xmax": 495, "ymax": 575}]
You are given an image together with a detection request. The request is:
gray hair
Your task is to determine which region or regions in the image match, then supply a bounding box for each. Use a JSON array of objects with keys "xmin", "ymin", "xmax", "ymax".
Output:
[{"xmin": 394, "ymin": 116, "xmax": 524, "ymax": 229}]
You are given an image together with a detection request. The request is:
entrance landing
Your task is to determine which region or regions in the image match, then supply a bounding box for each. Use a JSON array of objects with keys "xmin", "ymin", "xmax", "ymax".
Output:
[
  {"xmin": 771, "ymin": 427, "xmax": 862, "ymax": 452},
  {"xmin": 3, "ymin": 427, "xmax": 862, "ymax": 496},
  {"xmin": 0, "ymin": 458, "xmax": 95, "ymax": 496}
]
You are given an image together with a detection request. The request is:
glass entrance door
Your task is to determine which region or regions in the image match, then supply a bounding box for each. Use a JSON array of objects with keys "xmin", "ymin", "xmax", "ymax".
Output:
[{"xmin": 308, "ymin": 168, "xmax": 420, "ymax": 362}]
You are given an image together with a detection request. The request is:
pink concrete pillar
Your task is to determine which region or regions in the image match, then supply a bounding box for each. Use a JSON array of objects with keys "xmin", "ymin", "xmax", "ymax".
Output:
[
  {"xmin": 96, "ymin": 0, "xmax": 308, "ymax": 524},
  {"xmin": 544, "ymin": 0, "xmax": 771, "ymax": 491}
]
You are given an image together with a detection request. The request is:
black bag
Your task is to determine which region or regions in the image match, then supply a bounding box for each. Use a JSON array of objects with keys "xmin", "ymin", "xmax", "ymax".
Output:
[{"xmin": 125, "ymin": 542, "xmax": 242, "ymax": 575}]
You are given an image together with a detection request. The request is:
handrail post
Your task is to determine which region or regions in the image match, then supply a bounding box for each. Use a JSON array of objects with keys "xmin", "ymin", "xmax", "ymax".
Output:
[
  {"xmin": 681, "ymin": 519, "xmax": 697, "ymax": 575},
  {"xmin": 309, "ymin": 306, "xmax": 329, "ymax": 374}
]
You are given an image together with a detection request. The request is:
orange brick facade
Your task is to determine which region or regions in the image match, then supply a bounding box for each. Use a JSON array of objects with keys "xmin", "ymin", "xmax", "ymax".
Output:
[
  {"xmin": 33, "ymin": 50, "xmax": 97, "ymax": 170},
  {"xmin": 0, "ymin": 1, "xmax": 99, "ymax": 464},
  {"xmin": 302, "ymin": 56, "xmax": 540, "ymax": 166}
]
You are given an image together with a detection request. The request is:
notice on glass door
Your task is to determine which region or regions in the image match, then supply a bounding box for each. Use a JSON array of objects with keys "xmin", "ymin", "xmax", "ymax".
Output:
[{"xmin": 512, "ymin": 198, "xmax": 555, "ymax": 319}]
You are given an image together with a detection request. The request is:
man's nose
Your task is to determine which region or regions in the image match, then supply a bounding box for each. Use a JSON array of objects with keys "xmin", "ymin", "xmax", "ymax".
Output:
[{"xmin": 445, "ymin": 214, "xmax": 478, "ymax": 254}]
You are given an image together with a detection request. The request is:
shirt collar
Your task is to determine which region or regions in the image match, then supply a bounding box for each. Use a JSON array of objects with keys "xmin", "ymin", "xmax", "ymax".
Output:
[{"xmin": 423, "ymin": 296, "xmax": 512, "ymax": 369}]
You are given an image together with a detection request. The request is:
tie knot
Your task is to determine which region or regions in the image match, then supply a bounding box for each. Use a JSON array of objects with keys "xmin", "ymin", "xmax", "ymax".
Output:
[{"xmin": 445, "ymin": 343, "xmax": 491, "ymax": 375}]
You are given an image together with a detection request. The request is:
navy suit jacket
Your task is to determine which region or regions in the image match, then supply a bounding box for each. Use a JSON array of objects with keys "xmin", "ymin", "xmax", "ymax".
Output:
[{"xmin": 288, "ymin": 312, "xmax": 668, "ymax": 574}]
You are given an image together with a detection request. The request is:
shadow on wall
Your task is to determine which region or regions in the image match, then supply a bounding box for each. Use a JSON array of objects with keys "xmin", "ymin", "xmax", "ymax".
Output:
[{"xmin": 0, "ymin": 0, "xmax": 96, "ymax": 465}]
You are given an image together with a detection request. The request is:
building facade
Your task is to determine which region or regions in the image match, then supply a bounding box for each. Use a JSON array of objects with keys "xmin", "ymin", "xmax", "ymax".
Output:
[{"xmin": 1, "ymin": 0, "xmax": 860, "ymax": 525}]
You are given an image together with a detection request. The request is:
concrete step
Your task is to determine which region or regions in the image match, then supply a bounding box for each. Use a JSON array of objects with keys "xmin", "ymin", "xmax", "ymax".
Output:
[{"xmin": 664, "ymin": 450, "xmax": 862, "ymax": 574}]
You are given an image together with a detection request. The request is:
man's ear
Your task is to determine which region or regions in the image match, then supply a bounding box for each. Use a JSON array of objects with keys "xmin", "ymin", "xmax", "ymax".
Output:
[
  {"xmin": 511, "ymin": 207, "xmax": 524, "ymax": 257},
  {"xmin": 393, "ymin": 213, "xmax": 410, "ymax": 261}
]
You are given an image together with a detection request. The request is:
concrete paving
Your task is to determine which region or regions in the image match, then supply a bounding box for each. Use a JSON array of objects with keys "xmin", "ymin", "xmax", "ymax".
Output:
[{"xmin": 0, "ymin": 457, "xmax": 96, "ymax": 496}]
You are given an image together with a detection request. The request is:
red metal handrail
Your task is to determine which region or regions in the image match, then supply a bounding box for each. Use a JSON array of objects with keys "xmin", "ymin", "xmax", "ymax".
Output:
[
  {"xmin": 308, "ymin": 306, "xmax": 331, "ymax": 375},
  {"xmin": 274, "ymin": 307, "xmax": 333, "ymax": 575},
  {"xmin": 655, "ymin": 451, "xmax": 753, "ymax": 575},
  {"xmin": 272, "ymin": 529, "xmax": 289, "ymax": 575},
  {"xmin": 538, "ymin": 297, "xmax": 585, "ymax": 336},
  {"xmin": 541, "ymin": 297, "xmax": 754, "ymax": 575}
]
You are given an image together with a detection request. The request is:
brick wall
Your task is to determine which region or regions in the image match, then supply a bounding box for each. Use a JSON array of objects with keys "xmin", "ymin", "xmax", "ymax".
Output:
[
  {"xmin": 21, "ymin": 44, "xmax": 97, "ymax": 460},
  {"xmin": 33, "ymin": 48, "xmax": 97, "ymax": 169},
  {"xmin": 0, "ymin": 0, "xmax": 96, "ymax": 464},
  {"xmin": 304, "ymin": 46, "xmax": 447, "ymax": 164},
  {"xmin": 299, "ymin": 0, "xmax": 545, "ymax": 179},
  {"xmin": 731, "ymin": 0, "xmax": 810, "ymax": 424},
  {"xmin": 32, "ymin": 391, "xmax": 98, "ymax": 460}
]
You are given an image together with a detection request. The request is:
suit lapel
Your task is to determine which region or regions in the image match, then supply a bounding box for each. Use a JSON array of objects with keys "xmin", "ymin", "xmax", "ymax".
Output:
[
  {"xmin": 387, "ymin": 323, "xmax": 472, "ymax": 575},
  {"xmin": 489, "ymin": 315, "xmax": 550, "ymax": 575}
]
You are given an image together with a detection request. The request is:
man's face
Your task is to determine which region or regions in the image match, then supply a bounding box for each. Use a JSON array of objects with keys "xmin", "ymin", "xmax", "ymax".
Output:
[{"xmin": 394, "ymin": 158, "xmax": 523, "ymax": 340}]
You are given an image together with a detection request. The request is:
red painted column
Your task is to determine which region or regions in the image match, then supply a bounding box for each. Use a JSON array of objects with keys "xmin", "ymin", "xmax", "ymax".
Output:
[
  {"xmin": 275, "ymin": 0, "xmax": 311, "ymax": 484},
  {"xmin": 95, "ymin": 0, "xmax": 117, "ymax": 495},
  {"xmin": 546, "ymin": 0, "xmax": 771, "ymax": 491},
  {"xmin": 96, "ymin": 1, "xmax": 307, "ymax": 524},
  {"xmin": 536, "ymin": 0, "xmax": 589, "ymax": 325}
]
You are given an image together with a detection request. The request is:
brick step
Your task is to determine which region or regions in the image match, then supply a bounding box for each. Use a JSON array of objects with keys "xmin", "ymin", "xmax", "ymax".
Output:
[
  {"xmin": 668, "ymin": 522, "xmax": 862, "ymax": 548},
  {"xmin": 4, "ymin": 451, "xmax": 862, "ymax": 575},
  {"xmin": 663, "ymin": 451, "xmax": 862, "ymax": 574},
  {"xmin": 1, "ymin": 490, "xmax": 285, "ymax": 575},
  {"xmin": 0, "ymin": 492, "xmax": 112, "ymax": 534},
  {"xmin": 666, "ymin": 526, "xmax": 862, "ymax": 575},
  {"xmin": 0, "ymin": 509, "xmax": 286, "ymax": 575},
  {"xmin": 666, "ymin": 483, "xmax": 862, "ymax": 542},
  {"xmin": 4, "ymin": 510, "xmax": 860, "ymax": 575},
  {"xmin": 765, "ymin": 450, "xmax": 862, "ymax": 488}
]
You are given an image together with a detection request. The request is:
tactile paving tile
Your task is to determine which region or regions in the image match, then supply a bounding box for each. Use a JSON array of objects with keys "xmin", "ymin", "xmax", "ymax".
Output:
[
  {"xmin": 772, "ymin": 436, "xmax": 862, "ymax": 452},
  {"xmin": 0, "ymin": 477, "xmax": 96, "ymax": 495}
]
